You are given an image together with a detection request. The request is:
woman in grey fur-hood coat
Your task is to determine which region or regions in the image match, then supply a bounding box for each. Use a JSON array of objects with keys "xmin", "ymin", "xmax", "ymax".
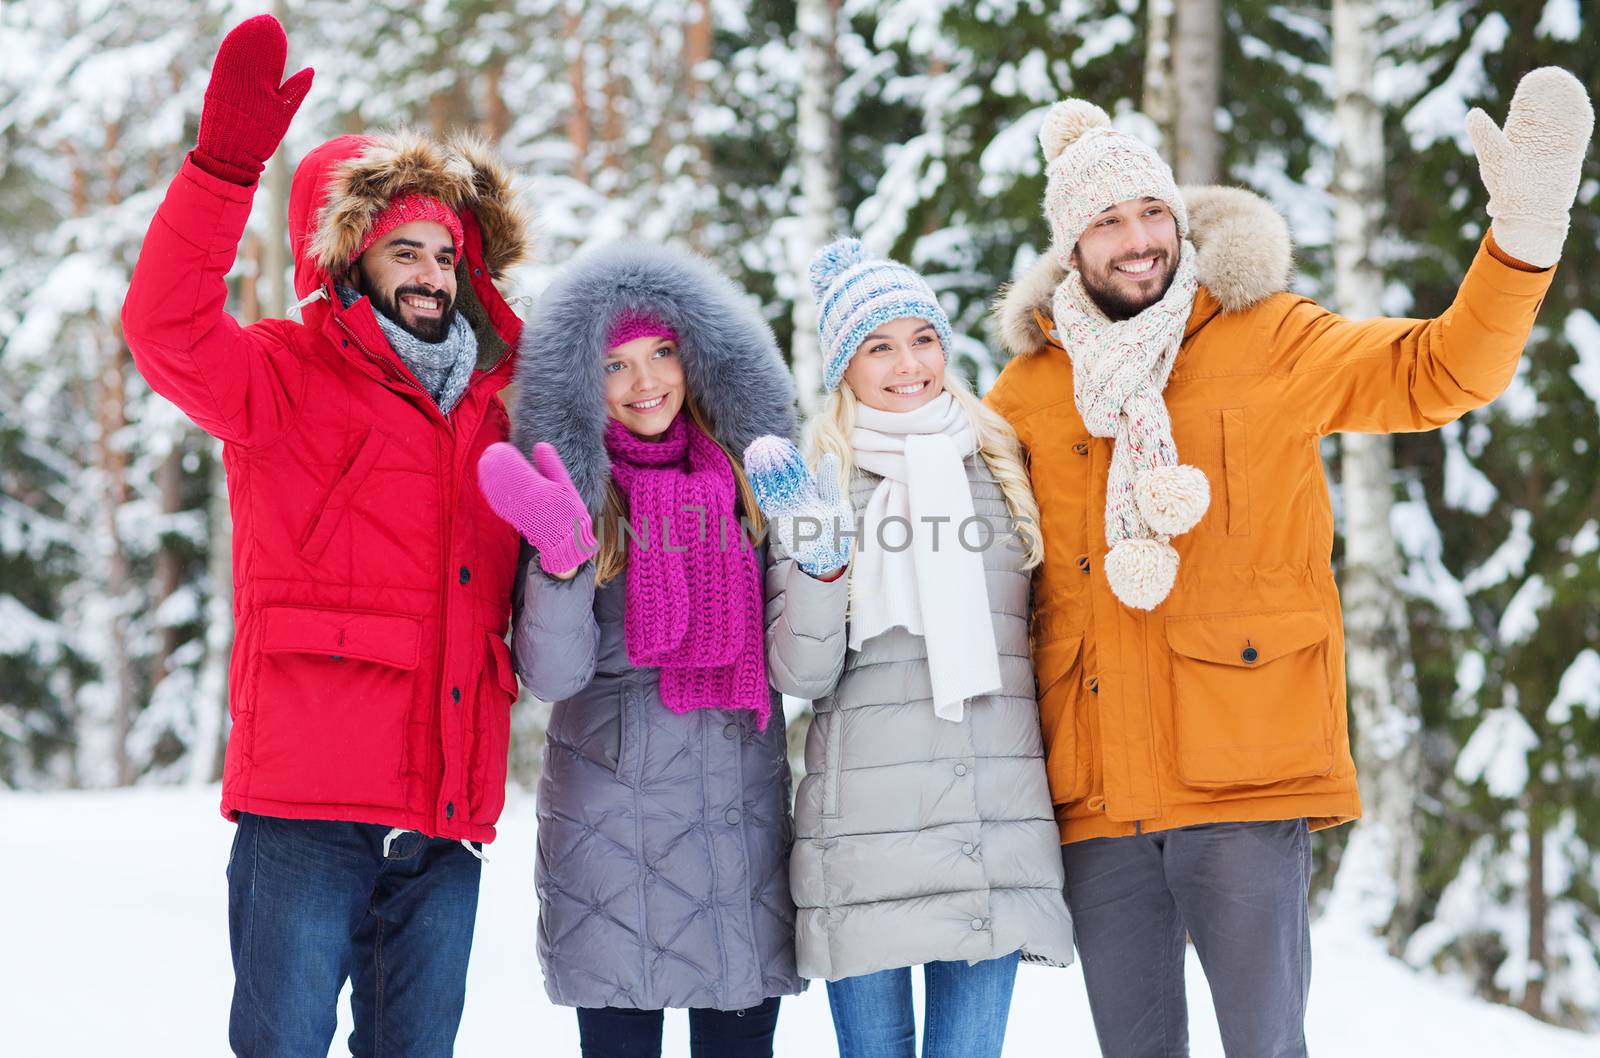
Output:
[{"xmin": 505, "ymin": 241, "xmax": 803, "ymax": 1015}]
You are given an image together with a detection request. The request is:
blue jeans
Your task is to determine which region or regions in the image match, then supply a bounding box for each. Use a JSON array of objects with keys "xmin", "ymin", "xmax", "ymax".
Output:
[
  {"xmin": 826, "ymin": 952, "xmax": 1021, "ymax": 1058},
  {"xmin": 226, "ymin": 812, "xmax": 482, "ymax": 1058}
]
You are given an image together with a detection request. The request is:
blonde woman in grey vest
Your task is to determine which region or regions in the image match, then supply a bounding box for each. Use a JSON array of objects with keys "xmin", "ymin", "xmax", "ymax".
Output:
[{"xmin": 744, "ymin": 239, "xmax": 1074, "ymax": 1058}]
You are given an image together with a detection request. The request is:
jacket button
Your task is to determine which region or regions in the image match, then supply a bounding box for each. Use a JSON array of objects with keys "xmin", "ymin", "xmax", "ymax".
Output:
[
  {"xmin": 459, "ymin": 566, "xmax": 471, "ymax": 584},
  {"xmin": 451, "ymin": 687, "xmax": 461, "ymax": 703},
  {"xmin": 445, "ymin": 802, "xmax": 455, "ymax": 820},
  {"xmin": 961, "ymin": 843, "xmax": 975, "ymax": 855},
  {"xmin": 723, "ymin": 722, "xmax": 740, "ymax": 740},
  {"xmin": 724, "ymin": 808, "xmax": 742, "ymax": 825},
  {"xmin": 1076, "ymin": 555, "xmax": 1091, "ymax": 573},
  {"xmin": 954, "ymin": 763, "xmax": 968, "ymax": 777},
  {"xmin": 1242, "ymin": 646, "xmax": 1259, "ymax": 663},
  {"xmin": 971, "ymin": 918, "xmax": 986, "ymax": 931},
  {"xmin": 1072, "ymin": 441, "xmax": 1088, "ymax": 455}
]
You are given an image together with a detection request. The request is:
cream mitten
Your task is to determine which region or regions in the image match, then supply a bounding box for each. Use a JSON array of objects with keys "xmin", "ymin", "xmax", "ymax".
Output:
[{"xmin": 1465, "ymin": 66, "xmax": 1594, "ymax": 269}]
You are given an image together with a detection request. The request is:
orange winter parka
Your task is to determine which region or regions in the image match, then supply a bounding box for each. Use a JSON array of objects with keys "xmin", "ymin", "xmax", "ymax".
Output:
[{"xmin": 985, "ymin": 186, "xmax": 1554, "ymax": 845}]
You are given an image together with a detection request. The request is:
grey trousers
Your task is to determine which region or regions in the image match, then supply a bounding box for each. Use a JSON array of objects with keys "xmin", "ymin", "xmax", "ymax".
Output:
[{"xmin": 1060, "ymin": 818, "xmax": 1312, "ymax": 1058}]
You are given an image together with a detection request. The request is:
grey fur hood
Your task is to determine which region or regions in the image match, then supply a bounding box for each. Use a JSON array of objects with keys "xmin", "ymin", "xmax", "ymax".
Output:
[
  {"xmin": 992, "ymin": 184, "xmax": 1294, "ymax": 358},
  {"xmin": 511, "ymin": 241, "xmax": 797, "ymax": 510}
]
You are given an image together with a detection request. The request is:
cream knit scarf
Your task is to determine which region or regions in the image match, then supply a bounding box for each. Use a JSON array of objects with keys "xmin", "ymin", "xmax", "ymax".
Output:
[
  {"xmin": 850, "ymin": 391, "xmax": 1002, "ymax": 722},
  {"xmin": 1050, "ymin": 242, "xmax": 1208, "ymax": 610}
]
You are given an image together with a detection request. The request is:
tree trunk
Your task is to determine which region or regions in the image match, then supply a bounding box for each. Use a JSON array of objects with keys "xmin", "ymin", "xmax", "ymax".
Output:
[
  {"xmin": 95, "ymin": 322, "xmax": 135, "ymax": 787},
  {"xmin": 1172, "ymin": 0, "xmax": 1221, "ymax": 184},
  {"xmin": 1142, "ymin": 0, "xmax": 1176, "ymax": 159},
  {"xmin": 1523, "ymin": 799, "xmax": 1547, "ymax": 1017},
  {"xmin": 681, "ymin": 2, "xmax": 715, "ymax": 250},
  {"xmin": 151, "ymin": 445, "xmax": 185, "ymax": 683},
  {"xmin": 790, "ymin": 0, "xmax": 841, "ymax": 415},
  {"xmin": 191, "ymin": 442, "xmax": 234, "ymax": 787},
  {"xmin": 600, "ymin": 27, "xmax": 624, "ymax": 176},
  {"xmin": 565, "ymin": 6, "xmax": 592, "ymax": 185},
  {"xmin": 481, "ymin": 60, "xmax": 510, "ymax": 145},
  {"xmin": 1327, "ymin": 0, "xmax": 1423, "ymax": 947}
]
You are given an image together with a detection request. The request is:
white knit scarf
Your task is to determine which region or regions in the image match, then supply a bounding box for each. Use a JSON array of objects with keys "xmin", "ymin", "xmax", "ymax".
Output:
[
  {"xmin": 849, "ymin": 391, "xmax": 1002, "ymax": 722},
  {"xmin": 1049, "ymin": 241, "xmax": 1209, "ymax": 610}
]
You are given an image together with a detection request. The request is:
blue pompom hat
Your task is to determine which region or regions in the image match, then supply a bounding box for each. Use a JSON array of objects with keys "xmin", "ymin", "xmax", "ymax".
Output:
[{"xmin": 809, "ymin": 237, "xmax": 955, "ymax": 392}]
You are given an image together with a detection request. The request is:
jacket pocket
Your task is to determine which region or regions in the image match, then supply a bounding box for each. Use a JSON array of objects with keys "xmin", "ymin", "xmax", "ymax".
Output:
[
  {"xmin": 1221, "ymin": 409, "xmax": 1249, "ymax": 536},
  {"xmin": 248, "ymin": 606, "xmax": 420, "ymax": 806},
  {"xmin": 468, "ymin": 633, "xmax": 518, "ymax": 826},
  {"xmin": 1166, "ymin": 610, "xmax": 1333, "ymax": 787},
  {"xmin": 297, "ymin": 427, "xmax": 388, "ymax": 563},
  {"xmin": 1034, "ymin": 634, "xmax": 1091, "ymax": 805},
  {"xmin": 819, "ymin": 705, "xmax": 843, "ymax": 818}
]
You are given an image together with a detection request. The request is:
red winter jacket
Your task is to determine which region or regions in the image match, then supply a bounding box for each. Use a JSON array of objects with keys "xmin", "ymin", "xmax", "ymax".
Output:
[{"xmin": 122, "ymin": 133, "xmax": 531, "ymax": 842}]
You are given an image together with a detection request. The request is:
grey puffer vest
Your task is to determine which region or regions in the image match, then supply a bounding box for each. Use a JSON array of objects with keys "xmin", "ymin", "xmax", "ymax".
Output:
[
  {"xmin": 513, "ymin": 557, "xmax": 802, "ymax": 1010},
  {"xmin": 765, "ymin": 456, "xmax": 1075, "ymax": 981}
]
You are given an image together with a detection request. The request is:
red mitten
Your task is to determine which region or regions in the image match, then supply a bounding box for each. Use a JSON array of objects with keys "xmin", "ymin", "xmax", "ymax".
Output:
[{"xmin": 193, "ymin": 15, "xmax": 314, "ymax": 185}]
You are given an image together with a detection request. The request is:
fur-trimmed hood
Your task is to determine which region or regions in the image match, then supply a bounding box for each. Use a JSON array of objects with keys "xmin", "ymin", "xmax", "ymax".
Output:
[
  {"xmin": 288, "ymin": 130, "xmax": 530, "ymax": 301},
  {"xmin": 993, "ymin": 185, "xmax": 1293, "ymax": 357},
  {"xmin": 511, "ymin": 242, "xmax": 797, "ymax": 511}
]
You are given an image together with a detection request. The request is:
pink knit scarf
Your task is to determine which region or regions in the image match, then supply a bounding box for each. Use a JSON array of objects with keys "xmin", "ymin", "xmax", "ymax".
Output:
[{"xmin": 604, "ymin": 413, "xmax": 770, "ymax": 729}]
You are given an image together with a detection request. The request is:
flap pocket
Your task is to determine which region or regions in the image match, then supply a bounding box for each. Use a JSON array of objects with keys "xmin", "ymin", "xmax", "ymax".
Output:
[
  {"xmin": 259, "ymin": 607, "xmax": 421, "ymax": 670},
  {"xmin": 1166, "ymin": 609, "xmax": 1334, "ymax": 787},
  {"xmin": 1166, "ymin": 610, "xmax": 1327, "ymax": 669},
  {"xmin": 487, "ymin": 633, "xmax": 519, "ymax": 697},
  {"xmin": 1034, "ymin": 634, "xmax": 1083, "ymax": 698},
  {"xmin": 298, "ymin": 427, "xmax": 388, "ymax": 562},
  {"xmin": 1032, "ymin": 634, "xmax": 1090, "ymax": 805}
]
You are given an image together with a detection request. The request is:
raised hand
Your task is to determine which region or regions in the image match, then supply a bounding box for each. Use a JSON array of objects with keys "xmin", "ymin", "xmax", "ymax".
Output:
[
  {"xmin": 744, "ymin": 436, "xmax": 854, "ymax": 578},
  {"xmin": 194, "ymin": 15, "xmax": 315, "ymax": 185},
  {"xmin": 477, "ymin": 442, "xmax": 598, "ymax": 576},
  {"xmin": 1466, "ymin": 66, "xmax": 1594, "ymax": 269}
]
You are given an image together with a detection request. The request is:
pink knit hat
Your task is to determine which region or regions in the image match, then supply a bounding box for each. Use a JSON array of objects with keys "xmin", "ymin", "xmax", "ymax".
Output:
[
  {"xmin": 607, "ymin": 310, "xmax": 680, "ymax": 350},
  {"xmin": 350, "ymin": 193, "xmax": 467, "ymax": 265}
]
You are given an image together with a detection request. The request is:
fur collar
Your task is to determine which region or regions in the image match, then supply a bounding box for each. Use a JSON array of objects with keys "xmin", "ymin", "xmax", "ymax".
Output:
[
  {"xmin": 992, "ymin": 185, "xmax": 1294, "ymax": 357},
  {"xmin": 307, "ymin": 130, "xmax": 530, "ymax": 281},
  {"xmin": 510, "ymin": 242, "xmax": 797, "ymax": 511}
]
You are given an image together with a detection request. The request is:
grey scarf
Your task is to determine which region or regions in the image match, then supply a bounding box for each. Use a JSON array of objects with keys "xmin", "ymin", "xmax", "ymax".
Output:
[{"xmin": 337, "ymin": 286, "xmax": 477, "ymax": 414}]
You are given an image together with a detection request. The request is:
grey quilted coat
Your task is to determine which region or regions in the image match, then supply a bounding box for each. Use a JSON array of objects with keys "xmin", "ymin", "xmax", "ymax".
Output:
[
  {"xmin": 765, "ymin": 456, "xmax": 1076, "ymax": 981},
  {"xmin": 507, "ymin": 242, "xmax": 802, "ymax": 1011}
]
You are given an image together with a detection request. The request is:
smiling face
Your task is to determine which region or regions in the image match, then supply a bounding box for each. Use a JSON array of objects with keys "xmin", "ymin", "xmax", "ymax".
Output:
[
  {"xmin": 350, "ymin": 220, "xmax": 459, "ymax": 342},
  {"xmin": 841, "ymin": 316, "xmax": 946, "ymax": 412},
  {"xmin": 1070, "ymin": 196, "xmax": 1181, "ymax": 321},
  {"xmin": 604, "ymin": 334, "xmax": 686, "ymax": 439}
]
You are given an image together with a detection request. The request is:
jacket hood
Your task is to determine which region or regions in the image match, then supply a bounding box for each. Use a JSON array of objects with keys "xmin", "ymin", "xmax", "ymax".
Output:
[
  {"xmin": 288, "ymin": 130, "xmax": 530, "ymax": 301},
  {"xmin": 992, "ymin": 184, "xmax": 1294, "ymax": 357},
  {"xmin": 511, "ymin": 241, "xmax": 797, "ymax": 511}
]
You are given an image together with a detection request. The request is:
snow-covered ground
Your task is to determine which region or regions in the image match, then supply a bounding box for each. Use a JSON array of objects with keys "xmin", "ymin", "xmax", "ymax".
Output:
[{"xmin": 2, "ymin": 787, "xmax": 1594, "ymax": 1057}]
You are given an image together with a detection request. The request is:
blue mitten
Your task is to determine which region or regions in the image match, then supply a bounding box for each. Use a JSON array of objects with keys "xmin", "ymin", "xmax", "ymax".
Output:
[{"xmin": 744, "ymin": 436, "xmax": 854, "ymax": 577}]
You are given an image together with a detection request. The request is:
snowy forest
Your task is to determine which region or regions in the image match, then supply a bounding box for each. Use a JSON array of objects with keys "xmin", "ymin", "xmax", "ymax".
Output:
[{"xmin": 1, "ymin": 0, "xmax": 1597, "ymax": 1037}]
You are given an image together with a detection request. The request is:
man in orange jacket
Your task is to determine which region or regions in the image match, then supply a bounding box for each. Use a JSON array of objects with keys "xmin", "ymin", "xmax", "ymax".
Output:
[{"xmin": 985, "ymin": 70, "xmax": 1592, "ymax": 1056}]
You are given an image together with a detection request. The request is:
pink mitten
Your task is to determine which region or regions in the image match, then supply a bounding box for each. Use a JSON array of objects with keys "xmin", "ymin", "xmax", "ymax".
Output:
[{"xmin": 477, "ymin": 442, "xmax": 597, "ymax": 574}]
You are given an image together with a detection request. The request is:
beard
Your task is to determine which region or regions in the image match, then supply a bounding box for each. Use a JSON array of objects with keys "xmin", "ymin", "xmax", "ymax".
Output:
[
  {"xmin": 1079, "ymin": 247, "xmax": 1179, "ymax": 322},
  {"xmin": 353, "ymin": 267, "xmax": 457, "ymax": 343}
]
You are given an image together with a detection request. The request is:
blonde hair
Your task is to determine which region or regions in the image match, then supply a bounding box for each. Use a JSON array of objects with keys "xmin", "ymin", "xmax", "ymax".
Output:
[
  {"xmin": 594, "ymin": 394, "xmax": 766, "ymax": 586},
  {"xmin": 804, "ymin": 370, "xmax": 1044, "ymax": 570}
]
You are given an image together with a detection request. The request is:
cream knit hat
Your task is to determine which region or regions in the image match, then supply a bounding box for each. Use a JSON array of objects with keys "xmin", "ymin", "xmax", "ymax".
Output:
[{"xmin": 1040, "ymin": 100, "xmax": 1188, "ymax": 262}]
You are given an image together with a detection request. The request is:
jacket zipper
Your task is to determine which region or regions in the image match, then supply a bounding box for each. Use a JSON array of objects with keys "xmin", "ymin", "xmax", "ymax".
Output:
[{"xmin": 335, "ymin": 306, "xmax": 514, "ymax": 837}]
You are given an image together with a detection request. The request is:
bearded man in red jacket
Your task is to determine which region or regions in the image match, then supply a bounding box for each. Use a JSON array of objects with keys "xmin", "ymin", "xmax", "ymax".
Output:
[{"xmin": 122, "ymin": 16, "xmax": 530, "ymax": 1056}]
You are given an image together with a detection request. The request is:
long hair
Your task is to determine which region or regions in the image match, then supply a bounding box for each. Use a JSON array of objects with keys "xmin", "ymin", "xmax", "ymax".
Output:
[
  {"xmin": 804, "ymin": 370, "xmax": 1044, "ymax": 570},
  {"xmin": 593, "ymin": 393, "xmax": 767, "ymax": 586}
]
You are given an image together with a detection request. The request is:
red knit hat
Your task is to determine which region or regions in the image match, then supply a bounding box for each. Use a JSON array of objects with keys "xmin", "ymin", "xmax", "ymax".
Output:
[{"xmin": 350, "ymin": 193, "xmax": 467, "ymax": 265}]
